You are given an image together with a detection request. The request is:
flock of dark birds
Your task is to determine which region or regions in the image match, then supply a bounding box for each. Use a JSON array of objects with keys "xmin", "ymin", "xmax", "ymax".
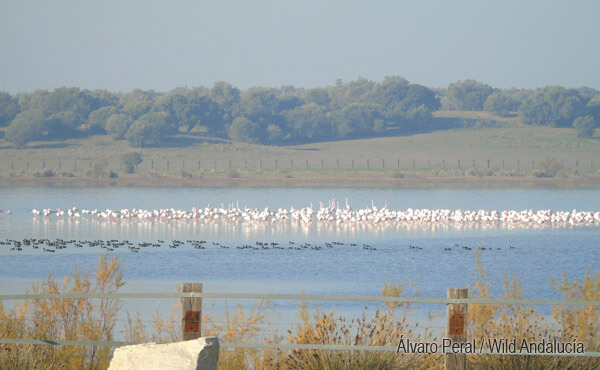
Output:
[{"xmin": 0, "ymin": 238, "xmax": 516, "ymax": 254}]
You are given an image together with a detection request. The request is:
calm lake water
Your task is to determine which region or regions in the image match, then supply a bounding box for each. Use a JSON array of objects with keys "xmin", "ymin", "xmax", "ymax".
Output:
[{"xmin": 0, "ymin": 187, "xmax": 599, "ymax": 318}]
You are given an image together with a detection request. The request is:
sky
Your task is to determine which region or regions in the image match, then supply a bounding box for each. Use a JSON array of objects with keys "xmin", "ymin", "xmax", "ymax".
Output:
[{"xmin": 1, "ymin": 0, "xmax": 599, "ymax": 94}]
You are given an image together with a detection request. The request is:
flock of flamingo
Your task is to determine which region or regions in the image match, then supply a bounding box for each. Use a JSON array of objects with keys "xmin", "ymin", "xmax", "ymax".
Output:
[{"xmin": 23, "ymin": 199, "xmax": 600, "ymax": 228}]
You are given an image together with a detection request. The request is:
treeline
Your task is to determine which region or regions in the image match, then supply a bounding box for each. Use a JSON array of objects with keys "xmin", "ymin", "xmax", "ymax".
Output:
[
  {"xmin": 0, "ymin": 77, "xmax": 438, "ymax": 147},
  {"xmin": 443, "ymin": 80, "xmax": 600, "ymax": 137},
  {"xmin": 0, "ymin": 78, "xmax": 599, "ymax": 147}
]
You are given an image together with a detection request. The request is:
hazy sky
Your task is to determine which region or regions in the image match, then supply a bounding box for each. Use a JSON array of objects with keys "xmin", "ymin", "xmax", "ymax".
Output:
[{"xmin": 1, "ymin": 0, "xmax": 599, "ymax": 93}]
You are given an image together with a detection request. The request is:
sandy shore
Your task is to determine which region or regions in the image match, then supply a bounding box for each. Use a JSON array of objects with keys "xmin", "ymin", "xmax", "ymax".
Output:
[{"xmin": 1, "ymin": 175, "xmax": 600, "ymax": 188}]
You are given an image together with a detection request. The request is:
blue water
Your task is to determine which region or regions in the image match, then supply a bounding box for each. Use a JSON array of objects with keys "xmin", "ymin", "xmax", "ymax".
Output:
[{"xmin": 0, "ymin": 187, "xmax": 599, "ymax": 312}]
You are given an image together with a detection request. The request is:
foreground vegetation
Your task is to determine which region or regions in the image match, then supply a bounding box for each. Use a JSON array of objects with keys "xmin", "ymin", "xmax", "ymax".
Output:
[{"xmin": 1, "ymin": 255, "xmax": 598, "ymax": 369}]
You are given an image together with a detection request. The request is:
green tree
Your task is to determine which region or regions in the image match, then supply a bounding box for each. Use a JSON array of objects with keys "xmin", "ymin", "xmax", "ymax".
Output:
[
  {"xmin": 88, "ymin": 106, "xmax": 119, "ymax": 132},
  {"xmin": 266, "ymin": 124, "xmax": 283, "ymax": 144},
  {"xmin": 303, "ymin": 88, "xmax": 330, "ymax": 106},
  {"xmin": 333, "ymin": 103, "xmax": 384, "ymax": 138},
  {"xmin": 484, "ymin": 92, "xmax": 518, "ymax": 116},
  {"xmin": 125, "ymin": 112, "xmax": 169, "ymax": 147},
  {"xmin": 106, "ymin": 113, "xmax": 134, "ymax": 139},
  {"xmin": 519, "ymin": 86, "xmax": 587, "ymax": 127},
  {"xmin": 573, "ymin": 116, "xmax": 597, "ymax": 138},
  {"xmin": 5, "ymin": 110, "xmax": 45, "ymax": 146},
  {"xmin": 0, "ymin": 92, "xmax": 19, "ymax": 127},
  {"xmin": 586, "ymin": 96, "xmax": 600, "ymax": 122},
  {"xmin": 209, "ymin": 81, "xmax": 240, "ymax": 123},
  {"xmin": 154, "ymin": 93, "xmax": 222, "ymax": 134},
  {"xmin": 227, "ymin": 116, "xmax": 258, "ymax": 143},
  {"xmin": 120, "ymin": 152, "xmax": 143, "ymax": 173},
  {"xmin": 16, "ymin": 90, "xmax": 48, "ymax": 112},
  {"xmin": 122, "ymin": 101, "xmax": 153, "ymax": 119},
  {"xmin": 447, "ymin": 80, "xmax": 496, "ymax": 110},
  {"xmin": 285, "ymin": 103, "xmax": 330, "ymax": 141},
  {"xmin": 328, "ymin": 77, "xmax": 376, "ymax": 110}
]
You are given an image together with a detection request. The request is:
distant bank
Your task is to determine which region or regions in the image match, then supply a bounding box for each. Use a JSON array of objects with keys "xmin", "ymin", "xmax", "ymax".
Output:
[{"xmin": 2, "ymin": 175, "xmax": 599, "ymax": 188}]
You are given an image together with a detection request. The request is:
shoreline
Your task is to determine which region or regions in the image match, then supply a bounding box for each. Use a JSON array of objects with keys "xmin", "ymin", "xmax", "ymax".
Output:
[{"xmin": 1, "ymin": 175, "xmax": 600, "ymax": 188}]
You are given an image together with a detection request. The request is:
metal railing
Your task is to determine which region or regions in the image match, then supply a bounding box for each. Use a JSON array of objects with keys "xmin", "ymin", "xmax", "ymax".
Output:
[{"xmin": 0, "ymin": 291, "xmax": 599, "ymax": 358}]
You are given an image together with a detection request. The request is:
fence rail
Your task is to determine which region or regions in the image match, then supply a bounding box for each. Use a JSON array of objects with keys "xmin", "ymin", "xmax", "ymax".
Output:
[
  {"xmin": 1, "ymin": 290, "xmax": 599, "ymax": 359},
  {"xmin": 1, "ymin": 158, "xmax": 595, "ymax": 173},
  {"xmin": 1, "ymin": 292, "xmax": 600, "ymax": 307}
]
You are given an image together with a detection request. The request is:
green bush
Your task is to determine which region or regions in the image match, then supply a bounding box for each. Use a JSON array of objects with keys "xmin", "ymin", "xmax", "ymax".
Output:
[
  {"xmin": 120, "ymin": 152, "xmax": 143, "ymax": 174},
  {"xmin": 573, "ymin": 116, "xmax": 597, "ymax": 138},
  {"xmin": 533, "ymin": 157, "xmax": 564, "ymax": 178}
]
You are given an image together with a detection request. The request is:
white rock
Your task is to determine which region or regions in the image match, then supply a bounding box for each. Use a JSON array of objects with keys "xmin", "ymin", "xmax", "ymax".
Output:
[{"xmin": 108, "ymin": 337, "xmax": 219, "ymax": 370}]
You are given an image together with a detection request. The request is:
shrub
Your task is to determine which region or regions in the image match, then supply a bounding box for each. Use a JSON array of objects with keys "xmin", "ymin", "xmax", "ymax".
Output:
[
  {"xmin": 180, "ymin": 169, "xmax": 192, "ymax": 178},
  {"xmin": 0, "ymin": 256, "xmax": 124, "ymax": 369},
  {"xmin": 41, "ymin": 169, "xmax": 56, "ymax": 177},
  {"xmin": 573, "ymin": 116, "xmax": 597, "ymax": 138},
  {"xmin": 120, "ymin": 152, "xmax": 143, "ymax": 174},
  {"xmin": 60, "ymin": 171, "xmax": 74, "ymax": 178},
  {"xmin": 392, "ymin": 172, "xmax": 405, "ymax": 178},
  {"xmin": 468, "ymin": 251, "xmax": 600, "ymax": 369},
  {"xmin": 282, "ymin": 283, "xmax": 440, "ymax": 369},
  {"xmin": 86, "ymin": 161, "xmax": 111, "ymax": 178},
  {"xmin": 228, "ymin": 170, "xmax": 240, "ymax": 178},
  {"xmin": 143, "ymin": 170, "xmax": 162, "ymax": 178},
  {"xmin": 533, "ymin": 156, "xmax": 564, "ymax": 178}
]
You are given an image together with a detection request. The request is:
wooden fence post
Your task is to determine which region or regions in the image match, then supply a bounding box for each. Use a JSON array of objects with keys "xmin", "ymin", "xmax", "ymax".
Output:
[
  {"xmin": 517, "ymin": 160, "xmax": 520, "ymax": 170},
  {"xmin": 427, "ymin": 159, "xmax": 430, "ymax": 168},
  {"xmin": 275, "ymin": 159, "xmax": 278, "ymax": 169},
  {"xmin": 305, "ymin": 159, "xmax": 308, "ymax": 169},
  {"xmin": 73, "ymin": 162, "xmax": 75, "ymax": 170},
  {"xmin": 472, "ymin": 159, "xmax": 475, "ymax": 168},
  {"xmin": 457, "ymin": 159, "xmax": 460, "ymax": 168},
  {"xmin": 337, "ymin": 159, "xmax": 339, "ymax": 169},
  {"xmin": 43, "ymin": 161, "xmax": 45, "ymax": 169},
  {"xmin": 229, "ymin": 160, "xmax": 232, "ymax": 170},
  {"xmin": 182, "ymin": 160, "xmax": 185, "ymax": 170},
  {"xmin": 487, "ymin": 159, "xmax": 490, "ymax": 169},
  {"xmin": 531, "ymin": 160, "xmax": 534, "ymax": 170},
  {"xmin": 321, "ymin": 159, "xmax": 323, "ymax": 169},
  {"xmin": 245, "ymin": 160, "xmax": 248, "ymax": 170},
  {"xmin": 58, "ymin": 161, "xmax": 61, "ymax": 170},
  {"xmin": 213, "ymin": 161, "xmax": 216, "ymax": 171},
  {"xmin": 412, "ymin": 159, "xmax": 415, "ymax": 169},
  {"xmin": 502, "ymin": 159, "xmax": 504, "ymax": 169},
  {"xmin": 397, "ymin": 158, "xmax": 400, "ymax": 169},
  {"xmin": 445, "ymin": 288, "xmax": 467, "ymax": 370},
  {"xmin": 179, "ymin": 283, "xmax": 203, "ymax": 340},
  {"xmin": 352, "ymin": 159, "xmax": 354, "ymax": 169},
  {"xmin": 167, "ymin": 160, "xmax": 170, "ymax": 170},
  {"xmin": 290, "ymin": 159, "xmax": 293, "ymax": 169},
  {"xmin": 259, "ymin": 160, "xmax": 262, "ymax": 169},
  {"xmin": 382, "ymin": 158, "xmax": 384, "ymax": 169},
  {"xmin": 367, "ymin": 159, "xmax": 370, "ymax": 169}
]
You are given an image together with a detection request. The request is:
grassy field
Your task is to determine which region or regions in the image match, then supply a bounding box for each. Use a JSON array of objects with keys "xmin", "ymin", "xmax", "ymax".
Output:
[{"xmin": 1, "ymin": 118, "xmax": 599, "ymax": 186}]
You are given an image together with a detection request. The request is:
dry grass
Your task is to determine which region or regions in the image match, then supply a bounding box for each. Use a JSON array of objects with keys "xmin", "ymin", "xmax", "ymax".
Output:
[
  {"xmin": 1, "ymin": 254, "xmax": 599, "ymax": 369},
  {"xmin": 0, "ymin": 255, "xmax": 124, "ymax": 369},
  {"xmin": 468, "ymin": 251, "xmax": 600, "ymax": 369}
]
